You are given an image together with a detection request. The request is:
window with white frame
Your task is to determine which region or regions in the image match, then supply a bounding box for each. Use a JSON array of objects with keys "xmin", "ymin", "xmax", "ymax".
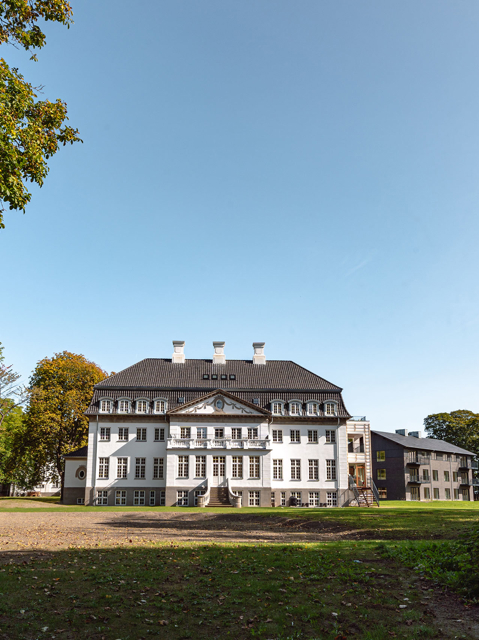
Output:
[
  {"xmin": 159, "ymin": 490, "xmax": 165, "ymax": 506},
  {"xmin": 137, "ymin": 428, "xmax": 147, "ymax": 441},
  {"xmin": 325, "ymin": 402, "xmax": 337, "ymax": 416},
  {"xmin": 135, "ymin": 458, "xmax": 146, "ymax": 479},
  {"xmin": 100, "ymin": 427, "xmax": 110, "ymax": 441},
  {"xmin": 154, "ymin": 428, "xmax": 165, "ymax": 442},
  {"xmin": 289, "ymin": 402, "xmax": 301, "ymax": 416},
  {"xmin": 326, "ymin": 459, "xmax": 336, "ymax": 480},
  {"xmin": 195, "ymin": 456, "xmax": 206, "ymax": 478},
  {"xmin": 97, "ymin": 490, "xmax": 108, "ymax": 505},
  {"xmin": 177, "ymin": 490, "xmax": 189, "ymax": 506},
  {"xmin": 291, "ymin": 491, "xmax": 302, "ymax": 503},
  {"xmin": 154, "ymin": 399, "xmax": 166, "ymax": 414},
  {"xmin": 272, "ymin": 402, "xmax": 283, "ymax": 415},
  {"xmin": 194, "ymin": 489, "xmax": 205, "ymax": 506},
  {"xmin": 325, "ymin": 430, "xmax": 336, "ymax": 444},
  {"xmin": 309, "ymin": 491, "xmax": 320, "ymax": 507},
  {"xmin": 248, "ymin": 491, "xmax": 260, "ymax": 506},
  {"xmin": 118, "ymin": 400, "xmax": 130, "ymax": 414},
  {"xmin": 197, "ymin": 427, "xmax": 207, "ymax": 439},
  {"xmin": 149, "ymin": 490, "xmax": 156, "ymax": 506},
  {"xmin": 77, "ymin": 498, "xmax": 84, "ymax": 505},
  {"xmin": 291, "ymin": 459, "xmax": 301, "ymax": 480},
  {"xmin": 153, "ymin": 457, "xmax": 164, "ymax": 479},
  {"xmin": 290, "ymin": 430, "xmax": 301, "ymax": 443},
  {"xmin": 214, "ymin": 428, "xmax": 224, "ymax": 439},
  {"xmin": 248, "ymin": 428, "xmax": 258, "ymax": 440},
  {"xmin": 308, "ymin": 430, "xmax": 318, "ymax": 443},
  {"xmin": 134, "ymin": 490, "xmax": 145, "ymax": 506},
  {"xmin": 136, "ymin": 400, "xmax": 149, "ymax": 414},
  {"xmin": 326, "ymin": 491, "xmax": 337, "ymax": 507},
  {"xmin": 178, "ymin": 456, "xmax": 189, "ymax": 478},
  {"xmin": 180, "ymin": 427, "xmax": 191, "ymax": 439},
  {"xmin": 273, "ymin": 459, "xmax": 283, "ymax": 480},
  {"xmin": 232, "ymin": 456, "xmax": 243, "ymax": 478},
  {"xmin": 308, "ymin": 459, "xmax": 319, "ymax": 480},
  {"xmin": 98, "ymin": 457, "xmax": 109, "ymax": 479},
  {"xmin": 281, "ymin": 491, "xmax": 286, "ymax": 506},
  {"xmin": 307, "ymin": 402, "xmax": 319, "ymax": 416},
  {"xmin": 213, "ymin": 456, "xmax": 225, "ymax": 476},
  {"xmin": 117, "ymin": 457, "xmax": 127, "ymax": 479},
  {"xmin": 118, "ymin": 427, "xmax": 129, "ymax": 441},
  {"xmin": 100, "ymin": 399, "xmax": 112, "ymax": 413},
  {"xmin": 231, "ymin": 428, "xmax": 242, "ymax": 439},
  {"xmin": 115, "ymin": 490, "xmax": 127, "ymax": 506},
  {"xmin": 249, "ymin": 456, "xmax": 260, "ymax": 479},
  {"xmin": 272, "ymin": 429, "xmax": 283, "ymax": 443}
]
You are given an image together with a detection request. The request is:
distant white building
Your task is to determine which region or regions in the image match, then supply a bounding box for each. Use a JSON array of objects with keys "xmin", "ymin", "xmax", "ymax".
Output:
[{"xmin": 64, "ymin": 342, "xmax": 375, "ymax": 507}]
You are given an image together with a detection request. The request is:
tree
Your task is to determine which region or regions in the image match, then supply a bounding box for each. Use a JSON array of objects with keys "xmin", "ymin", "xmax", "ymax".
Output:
[
  {"xmin": 424, "ymin": 410, "xmax": 479, "ymax": 458},
  {"xmin": 0, "ymin": 341, "xmax": 30, "ymax": 428},
  {"xmin": 22, "ymin": 351, "xmax": 107, "ymax": 499},
  {"xmin": 0, "ymin": 0, "xmax": 81, "ymax": 228}
]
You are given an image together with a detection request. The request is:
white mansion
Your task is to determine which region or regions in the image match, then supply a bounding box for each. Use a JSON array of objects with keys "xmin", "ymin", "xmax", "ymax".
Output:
[{"xmin": 63, "ymin": 342, "xmax": 373, "ymax": 507}]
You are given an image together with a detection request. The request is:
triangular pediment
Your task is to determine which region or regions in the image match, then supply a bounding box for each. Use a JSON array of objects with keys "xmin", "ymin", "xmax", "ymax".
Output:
[{"xmin": 168, "ymin": 390, "xmax": 270, "ymax": 416}]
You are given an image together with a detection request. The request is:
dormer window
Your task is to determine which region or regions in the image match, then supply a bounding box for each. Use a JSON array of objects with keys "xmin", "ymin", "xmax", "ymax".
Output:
[
  {"xmin": 221, "ymin": 374, "xmax": 227, "ymax": 380},
  {"xmin": 154, "ymin": 400, "xmax": 167, "ymax": 414},
  {"xmin": 307, "ymin": 402, "xmax": 319, "ymax": 416},
  {"xmin": 229, "ymin": 374, "xmax": 236, "ymax": 380},
  {"xmin": 212, "ymin": 374, "xmax": 218, "ymax": 380},
  {"xmin": 289, "ymin": 402, "xmax": 302, "ymax": 416},
  {"xmin": 325, "ymin": 402, "xmax": 337, "ymax": 416},
  {"xmin": 118, "ymin": 400, "xmax": 130, "ymax": 414},
  {"xmin": 203, "ymin": 374, "xmax": 209, "ymax": 379},
  {"xmin": 272, "ymin": 402, "xmax": 284, "ymax": 416},
  {"xmin": 100, "ymin": 400, "xmax": 112, "ymax": 413},
  {"xmin": 136, "ymin": 400, "xmax": 149, "ymax": 414}
]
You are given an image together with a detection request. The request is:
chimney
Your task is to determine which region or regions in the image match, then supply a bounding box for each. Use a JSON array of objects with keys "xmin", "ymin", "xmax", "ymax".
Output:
[
  {"xmin": 409, "ymin": 431, "xmax": 422, "ymax": 439},
  {"xmin": 213, "ymin": 341, "xmax": 226, "ymax": 365},
  {"xmin": 396, "ymin": 429, "xmax": 408, "ymax": 437},
  {"xmin": 253, "ymin": 342, "xmax": 266, "ymax": 365},
  {"xmin": 172, "ymin": 340, "xmax": 185, "ymax": 364}
]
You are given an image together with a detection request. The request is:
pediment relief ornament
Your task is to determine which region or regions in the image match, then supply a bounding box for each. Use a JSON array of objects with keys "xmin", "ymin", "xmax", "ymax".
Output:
[{"xmin": 182, "ymin": 395, "xmax": 257, "ymax": 415}]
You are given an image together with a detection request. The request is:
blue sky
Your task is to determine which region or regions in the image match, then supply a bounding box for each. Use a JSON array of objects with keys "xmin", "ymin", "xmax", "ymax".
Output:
[{"xmin": 2, "ymin": 1, "xmax": 479, "ymax": 432}]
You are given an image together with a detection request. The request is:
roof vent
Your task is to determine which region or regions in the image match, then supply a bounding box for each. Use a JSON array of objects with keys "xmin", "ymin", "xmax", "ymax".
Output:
[
  {"xmin": 213, "ymin": 341, "xmax": 226, "ymax": 365},
  {"xmin": 252, "ymin": 398, "xmax": 260, "ymax": 405},
  {"xmin": 178, "ymin": 397, "xmax": 185, "ymax": 404},
  {"xmin": 396, "ymin": 429, "xmax": 408, "ymax": 437},
  {"xmin": 409, "ymin": 431, "xmax": 422, "ymax": 438},
  {"xmin": 253, "ymin": 342, "xmax": 266, "ymax": 365},
  {"xmin": 172, "ymin": 340, "xmax": 185, "ymax": 364}
]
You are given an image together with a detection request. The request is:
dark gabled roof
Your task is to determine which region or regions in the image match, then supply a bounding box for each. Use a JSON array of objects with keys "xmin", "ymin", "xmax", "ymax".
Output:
[
  {"xmin": 94, "ymin": 359, "xmax": 342, "ymax": 392},
  {"xmin": 63, "ymin": 445, "xmax": 88, "ymax": 458},
  {"xmin": 372, "ymin": 431, "xmax": 475, "ymax": 456},
  {"xmin": 167, "ymin": 389, "xmax": 271, "ymax": 416}
]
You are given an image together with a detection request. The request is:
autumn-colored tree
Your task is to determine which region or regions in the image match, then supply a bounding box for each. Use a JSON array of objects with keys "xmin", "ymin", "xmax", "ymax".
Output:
[
  {"xmin": 22, "ymin": 352, "xmax": 107, "ymax": 498},
  {"xmin": 0, "ymin": 0, "xmax": 81, "ymax": 228}
]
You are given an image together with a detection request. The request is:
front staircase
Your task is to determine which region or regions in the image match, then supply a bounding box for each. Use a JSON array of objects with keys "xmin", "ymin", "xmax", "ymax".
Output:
[
  {"xmin": 348, "ymin": 475, "xmax": 380, "ymax": 507},
  {"xmin": 208, "ymin": 486, "xmax": 232, "ymax": 507}
]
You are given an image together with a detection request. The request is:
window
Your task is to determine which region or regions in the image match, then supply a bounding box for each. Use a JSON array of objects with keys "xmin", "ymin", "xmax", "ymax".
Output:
[
  {"xmin": 117, "ymin": 457, "xmax": 128, "ymax": 479},
  {"xmin": 272, "ymin": 402, "xmax": 283, "ymax": 415},
  {"xmin": 325, "ymin": 402, "xmax": 337, "ymax": 416},
  {"xmin": 135, "ymin": 458, "xmax": 146, "ymax": 479},
  {"xmin": 232, "ymin": 428, "xmax": 242, "ymax": 439},
  {"xmin": 436, "ymin": 453, "xmax": 443, "ymax": 460},
  {"xmin": 77, "ymin": 497, "xmax": 84, "ymax": 505},
  {"xmin": 180, "ymin": 427, "xmax": 191, "ymax": 439},
  {"xmin": 378, "ymin": 488, "xmax": 387, "ymax": 499},
  {"xmin": 137, "ymin": 428, "xmax": 147, "ymax": 441},
  {"xmin": 273, "ymin": 459, "xmax": 283, "ymax": 480},
  {"xmin": 308, "ymin": 459, "xmax": 319, "ymax": 480},
  {"xmin": 118, "ymin": 427, "xmax": 129, "ymax": 441},
  {"xmin": 422, "ymin": 469, "xmax": 429, "ymax": 481},
  {"xmin": 221, "ymin": 374, "xmax": 227, "ymax": 380},
  {"xmin": 424, "ymin": 487, "xmax": 430, "ymax": 500},
  {"xmin": 98, "ymin": 458, "xmax": 109, "ymax": 479},
  {"xmin": 291, "ymin": 459, "xmax": 301, "ymax": 480},
  {"xmin": 194, "ymin": 489, "xmax": 205, "ymax": 506},
  {"xmin": 327, "ymin": 491, "xmax": 337, "ymax": 507},
  {"xmin": 211, "ymin": 374, "xmax": 218, "ymax": 380},
  {"xmin": 308, "ymin": 430, "xmax": 318, "ymax": 443},
  {"xmin": 272, "ymin": 430, "xmax": 283, "ymax": 443},
  {"xmin": 154, "ymin": 400, "xmax": 166, "ymax": 414},
  {"xmin": 281, "ymin": 491, "xmax": 286, "ymax": 506},
  {"xmin": 454, "ymin": 488, "xmax": 459, "ymax": 499},
  {"xmin": 149, "ymin": 491, "xmax": 156, "ymax": 506},
  {"xmin": 326, "ymin": 459, "xmax": 336, "ymax": 480},
  {"xmin": 154, "ymin": 428, "xmax": 165, "ymax": 442},
  {"xmin": 289, "ymin": 402, "xmax": 301, "ymax": 416},
  {"xmin": 290, "ymin": 491, "xmax": 302, "ymax": 504},
  {"xmin": 248, "ymin": 491, "xmax": 260, "ymax": 506},
  {"xmin": 326, "ymin": 430, "xmax": 336, "ymax": 444},
  {"xmin": 444, "ymin": 470, "xmax": 450, "ymax": 482},
  {"xmin": 178, "ymin": 456, "xmax": 189, "ymax": 478},
  {"xmin": 78, "ymin": 469, "xmax": 86, "ymax": 480},
  {"xmin": 213, "ymin": 456, "xmax": 225, "ymax": 476},
  {"xmin": 271, "ymin": 492, "xmax": 275, "ymax": 506},
  {"xmin": 453, "ymin": 472, "xmax": 458, "ymax": 482},
  {"xmin": 177, "ymin": 490, "xmax": 189, "ymax": 506},
  {"xmin": 100, "ymin": 400, "xmax": 112, "ymax": 413},
  {"xmin": 445, "ymin": 488, "xmax": 451, "ymax": 500},
  {"xmin": 377, "ymin": 469, "xmax": 386, "ymax": 480},
  {"xmin": 159, "ymin": 490, "xmax": 165, "ymax": 506},
  {"xmin": 100, "ymin": 427, "xmax": 110, "ymax": 441},
  {"xmin": 215, "ymin": 428, "xmax": 224, "ymax": 439},
  {"xmin": 462, "ymin": 488, "xmax": 470, "ymax": 501},
  {"xmin": 115, "ymin": 490, "xmax": 127, "ymax": 506},
  {"xmin": 232, "ymin": 456, "xmax": 243, "ymax": 478},
  {"xmin": 309, "ymin": 491, "xmax": 320, "ymax": 507},
  {"xmin": 118, "ymin": 400, "xmax": 130, "ymax": 414},
  {"xmin": 97, "ymin": 490, "xmax": 108, "ymax": 505},
  {"xmin": 249, "ymin": 456, "xmax": 260, "ymax": 479},
  {"xmin": 376, "ymin": 451, "xmax": 386, "ymax": 462},
  {"xmin": 203, "ymin": 374, "xmax": 209, "ymax": 380},
  {"xmin": 136, "ymin": 400, "xmax": 148, "ymax": 414},
  {"xmin": 195, "ymin": 456, "xmax": 206, "ymax": 478},
  {"xmin": 229, "ymin": 374, "xmax": 236, "ymax": 380},
  {"xmin": 197, "ymin": 427, "xmax": 207, "ymax": 439},
  {"xmin": 432, "ymin": 470, "xmax": 438, "ymax": 481},
  {"xmin": 290, "ymin": 430, "xmax": 301, "ymax": 443},
  {"xmin": 248, "ymin": 428, "xmax": 258, "ymax": 440},
  {"xmin": 433, "ymin": 488, "xmax": 440, "ymax": 500},
  {"xmin": 307, "ymin": 402, "xmax": 319, "ymax": 416},
  {"xmin": 153, "ymin": 458, "xmax": 164, "ymax": 479},
  {"xmin": 134, "ymin": 490, "xmax": 145, "ymax": 506}
]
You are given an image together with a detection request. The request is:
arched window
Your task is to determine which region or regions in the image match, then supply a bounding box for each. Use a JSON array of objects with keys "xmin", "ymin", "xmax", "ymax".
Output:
[
  {"xmin": 289, "ymin": 402, "xmax": 302, "ymax": 416},
  {"xmin": 324, "ymin": 401, "xmax": 338, "ymax": 416},
  {"xmin": 307, "ymin": 402, "xmax": 319, "ymax": 416},
  {"xmin": 118, "ymin": 399, "xmax": 131, "ymax": 414},
  {"xmin": 154, "ymin": 399, "xmax": 167, "ymax": 414},
  {"xmin": 271, "ymin": 401, "xmax": 284, "ymax": 416},
  {"xmin": 100, "ymin": 399, "xmax": 112, "ymax": 413},
  {"xmin": 136, "ymin": 400, "xmax": 149, "ymax": 414}
]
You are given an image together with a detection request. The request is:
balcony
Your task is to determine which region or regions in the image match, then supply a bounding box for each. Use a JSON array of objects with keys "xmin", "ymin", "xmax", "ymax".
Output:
[
  {"xmin": 405, "ymin": 452, "xmax": 430, "ymax": 465},
  {"xmin": 348, "ymin": 444, "xmax": 365, "ymax": 454},
  {"xmin": 167, "ymin": 438, "xmax": 271, "ymax": 450},
  {"xmin": 459, "ymin": 476, "xmax": 471, "ymax": 485},
  {"xmin": 458, "ymin": 458, "xmax": 474, "ymax": 469},
  {"xmin": 472, "ymin": 477, "xmax": 479, "ymax": 486},
  {"xmin": 407, "ymin": 475, "xmax": 429, "ymax": 484}
]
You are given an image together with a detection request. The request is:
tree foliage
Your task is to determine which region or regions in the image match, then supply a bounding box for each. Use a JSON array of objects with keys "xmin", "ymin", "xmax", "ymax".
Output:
[
  {"xmin": 424, "ymin": 410, "xmax": 479, "ymax": 458},
  {"xmin": 0, "ymin": 0, "xmax": 81, "ymax": 228},
  {"xmin": 0, "ymin": 341, "xmax": 30, "ymax": 428}
]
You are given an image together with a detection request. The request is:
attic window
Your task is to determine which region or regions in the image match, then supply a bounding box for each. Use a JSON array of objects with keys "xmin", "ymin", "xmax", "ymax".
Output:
[
  {"xmin": 212, "ymin": 374, "xmax": 218, "ymax": 380},
  {"xmin": 178, "ymin": 397, "xmax": 185, "ymax": 404},
  {"xmin": 221, "ymin": 374, "xmax": 227, "ymax": 380},
  {"xmin": 252, "ymin": 398, "xmax": 259, "ymax": 405},
  {"xmin": 203, "ymin": 374, "xmax": 209, "ymax": 379},
  {"xmin": 229, "ymin": 374, "xmax": 236, "ymax": 380}
]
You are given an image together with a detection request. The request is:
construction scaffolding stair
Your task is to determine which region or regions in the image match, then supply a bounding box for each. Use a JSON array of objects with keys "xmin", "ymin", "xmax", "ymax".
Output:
[{"xmin": 348, "ymin": 475, "xmax": 380, "ymax": 507}]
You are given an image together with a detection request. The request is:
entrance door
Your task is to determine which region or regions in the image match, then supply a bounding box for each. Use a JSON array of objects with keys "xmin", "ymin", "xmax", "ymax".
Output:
[
  {"xmin": 410, "ymin": 486, "xmax": 420, "ymax": 501},
  {"xmin": 212, "ymin": 456, "xmax": 226, "ymax": 486},
  {"xmin": 349, "ymin": 464, "xmax": 366, "ymax": 487}
]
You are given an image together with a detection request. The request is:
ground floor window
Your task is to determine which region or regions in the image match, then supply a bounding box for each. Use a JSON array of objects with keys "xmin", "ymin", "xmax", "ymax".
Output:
[
  {"xmin": 134, "ymin": 490, "xmax": 145, "ymax": 506},
  {"xmin": 326, "ymin": 491, "xmax": 337, "ymax": 507},
  {"xmin": 281, "ymin": 491, "xmax": 286, "ymax": 506},
  {"xmin": 378, "ymin": 487, "xmax": 387, "ymax": 500},
  {"xmin": 423, "ymin": 487, "xmax": 430, "ymax": 500},
  {"xmin": 454, "ymin": 489, "xmax": 459, "ymax": 500},
  {"xmin": 115, "ymin": 490, "xmax": 127, "ymax": 506},
  {"xmin": 410, "ymin": 486, "xmax": 420, "ymax": 501},
  {"xmin": 462, "ymin": 488, "xmax": 470, "ymax": 501},
  {"xmin": 433, "ymin": 488, "xmax": 440, "ymax": 500},
  {"xmin": 445, "ymin": 488, "xmax": 451, "ymax": 500},
  {"xmin": 97, "ymin": 490, "xmax": 108, "ymax": 505},
  {"xmin": 177, "ymin": 490, "xmax": 189, "ymax": 506},
  {"xmin": 290, "ymin": 491, "xmax": 301, "ymax": 506},
  {"xmin": 232, "ymin": 456, "xmax": 243, "ymax": 479},
  {"xmin": 249, "ymin": 491, "xmax": 260, "ymax": 506},
  {"xmin": 194, "ymin": 489, "xmax": 205, "ymax": 506},
  {"xmin": 271, "ymin": 492, "xmax": 275, "ymax": 506},
  {"xmin": 149, "ymin": 490, "xmax": 156, "ymax": 506},
  {"xmin": 309, "ymin": 491, "xmax": 319, "ymax": 507},
  {"xmin": 159, "ymin": 490, "xmax": 165, "ymax": 506},
  {"xmin": 77, "ymin": 498, "xmax": 84, "ymax": 505}
]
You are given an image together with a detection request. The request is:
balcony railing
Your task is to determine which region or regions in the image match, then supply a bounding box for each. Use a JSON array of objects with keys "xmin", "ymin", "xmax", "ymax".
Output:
[
  {"xmin": 407, "ymin": 475, "xmax": 429, "ymax": 483},
  {"xmin": 458, "ymin": 459, "xmax": 475, "ymax": 469},
  {"xmin": 167, "ymin": 438, "xmax": 271, "ymax": 450},
  {"xmin": 459, "ymin": 476, "xmax": 471, "ymax": 485},
  {"xmin": 472, "ymin": 477, "xmax": 479, "ymax": 486},
  {"xmin": 472, "ymin": 460, "xmax": 479, "ymax": 470},
  {"xmin": 405, "ymin": 452, "xmax": 430, "ymax": 465},
  {"xmin": 349, "ymin": 416, "xmax": 367, "ymax": 422}
]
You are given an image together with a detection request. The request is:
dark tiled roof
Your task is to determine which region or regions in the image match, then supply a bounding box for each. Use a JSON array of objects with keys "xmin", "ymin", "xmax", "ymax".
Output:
[
  {"xmin": 372, "ymin": 431, "xmax": 475, "ymax": 456},
  {"xmin": 63, "ymin": 445, "xmax": 88, "ymax": 458}
]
